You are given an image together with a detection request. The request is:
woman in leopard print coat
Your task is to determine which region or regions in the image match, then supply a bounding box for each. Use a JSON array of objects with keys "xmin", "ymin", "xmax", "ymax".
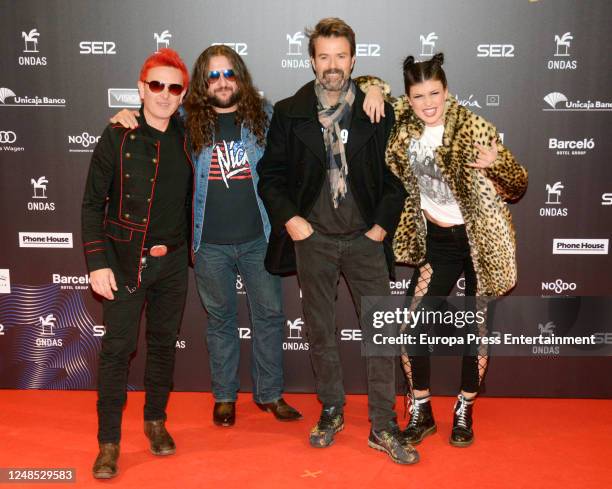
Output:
[{"xmin": 359, "ymin": 53, "xmax": 527, "ymax": 449}]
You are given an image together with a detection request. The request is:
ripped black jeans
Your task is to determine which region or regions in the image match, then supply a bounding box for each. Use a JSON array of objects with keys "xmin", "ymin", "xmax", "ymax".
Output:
[{"xmin": 402, "ymin": 220, "xmax": 488, "ymax": 394}]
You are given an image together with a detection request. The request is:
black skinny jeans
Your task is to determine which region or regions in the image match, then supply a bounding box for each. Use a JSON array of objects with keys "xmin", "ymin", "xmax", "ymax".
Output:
[
  {"xmin": 404, "ymin": 220, "xmax": 485, "ymax": 393},
  {"xmin": 97, "ymin": 245, "xmax": 188, "ymax": 443}
]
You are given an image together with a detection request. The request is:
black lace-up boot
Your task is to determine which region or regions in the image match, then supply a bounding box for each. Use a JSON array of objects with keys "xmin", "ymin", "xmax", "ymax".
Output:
[
  {"xmin": 450, "ymin": 394, "xmax": 475, "ymax": 447},
  {"xmin": 402, "ymin": 394, "xmax": 437, "ymax": 445}
]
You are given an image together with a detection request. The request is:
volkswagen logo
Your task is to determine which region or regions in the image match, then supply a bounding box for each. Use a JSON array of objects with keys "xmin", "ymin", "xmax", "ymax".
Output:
[{"xmin": 0, "ymin": 131, "xmax": 17, "ymax": 143}]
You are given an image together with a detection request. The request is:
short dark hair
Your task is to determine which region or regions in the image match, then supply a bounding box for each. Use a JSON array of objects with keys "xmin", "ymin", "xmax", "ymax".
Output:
[
  {"xmin": 306, "ymin": 17, "xmax": 356, "ymax": 58},
  {"xmin": 403, "ymin": 52, "xmax": 447, "ymax": 95}
]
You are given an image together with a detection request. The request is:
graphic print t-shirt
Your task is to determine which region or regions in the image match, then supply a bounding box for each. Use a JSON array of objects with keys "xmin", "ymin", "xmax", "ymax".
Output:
[
  {"xmin": 201, "ymin": 112, "xmax": 263, "ymax": 244},
  {"xmin": 408, "ymin": 124, "xmax": 464, "ymax": 225}
]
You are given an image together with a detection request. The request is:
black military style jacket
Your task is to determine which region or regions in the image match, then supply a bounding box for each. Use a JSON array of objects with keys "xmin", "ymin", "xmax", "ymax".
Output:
[{"xmin": 81, "ymin": 108, "xmax": 194, "ymax": 287}]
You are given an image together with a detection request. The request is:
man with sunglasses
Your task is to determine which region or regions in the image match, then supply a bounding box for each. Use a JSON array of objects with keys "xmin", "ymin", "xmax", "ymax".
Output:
[
  {"xmin": 82, "ymin": 48, "xmax": 193, "ymax": 479},
  {"xmin": 111, "ymin": 45, "xmax": 302, "ymax": 427},
  {"xmin": 257, "ymin": 18, "xmax": 415, "ymax": 464},
  {"xmin": 184, "ymin": 45, "xmax": 302, "ymax": 426}
]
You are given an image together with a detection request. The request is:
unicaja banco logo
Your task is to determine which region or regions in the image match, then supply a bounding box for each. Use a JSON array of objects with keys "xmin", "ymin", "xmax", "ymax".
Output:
[
  {"xmin": 0, "ymin": 88, "xmax": 16, "ymax": 104},
  {"xmin": 554, "ymin": 32, "xmax": 572, "ymax": 57},
  {"xmin": 543, "ymin": 92, "xmax": 612, "ymax": 111},
  {"xmin": 154, "ymin": 30, "xmax": 172, "ymax": 51},
  {"xmin": 544, "ymin": 92, "xmax": 568, "ymax": 109},
  {"xmin": 22, "ymin": 28, "xmax": 40, "ymax": 52},
  {"xmin": 419, "ymin": 32, "xmax": 438, "ymax": 56}
]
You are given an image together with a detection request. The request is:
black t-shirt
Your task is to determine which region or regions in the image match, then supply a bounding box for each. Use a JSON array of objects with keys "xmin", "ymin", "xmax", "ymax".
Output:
[
  {"xmin": 144, "ymin": 117, "xmax": 192, "ymax": 246},
  {"xmin": 307, "ymin": 105, "xmax": 367, "ymax": 238},
  {"xmin": 201, "ymin": 112, "xmax": 263, "ymax": 244}
]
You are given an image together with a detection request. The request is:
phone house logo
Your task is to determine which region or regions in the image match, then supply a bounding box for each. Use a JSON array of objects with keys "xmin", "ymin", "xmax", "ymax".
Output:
[
  {"xmin": 552, "ymin": 239, "xmax": 608, "ymax": 255},
  {"xmin": 19, "ymin": 232, "xmax": 73, "ymax": 248}
]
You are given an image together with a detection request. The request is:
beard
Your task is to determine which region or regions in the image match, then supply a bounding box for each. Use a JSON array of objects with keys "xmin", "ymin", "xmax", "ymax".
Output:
[
  {"xmin": 208, "ymin": 86, "xmax": 241, "ymax": 109},
  {"xmin": 317, "ymin": 69, "xmax": 349, "ymax": 92}
]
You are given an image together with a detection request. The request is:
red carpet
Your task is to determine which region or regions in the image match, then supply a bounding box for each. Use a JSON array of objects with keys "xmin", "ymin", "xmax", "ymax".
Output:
[{"xmin": 0, "ymin": 391, "xmax": 610, "ymax": 488}]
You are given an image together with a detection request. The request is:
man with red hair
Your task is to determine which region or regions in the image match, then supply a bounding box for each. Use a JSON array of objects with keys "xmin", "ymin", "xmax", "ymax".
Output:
[{"xmin": 82, "ymin": 48, "xmax": 194, "ymax": 479}]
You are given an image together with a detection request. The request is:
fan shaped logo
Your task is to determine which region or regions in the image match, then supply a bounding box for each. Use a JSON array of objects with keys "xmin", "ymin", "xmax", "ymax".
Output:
[
  {"xmin": 0, "ymin": 88, "xmax": 16, "ymax": 104},
  {"xmin": 543, "ymin": 92, "xmax": 568, "ymax": 109},
  {"xmin": 543, "ymin": 91, "xmax": 612, "ymax": 111},
  {"xmin": 154, "ymin": 30, "xmax": 172, "ymax": 51},
  {"xmin": 419, "ymin": 32, "xmax": 438, "ymax": 57}
]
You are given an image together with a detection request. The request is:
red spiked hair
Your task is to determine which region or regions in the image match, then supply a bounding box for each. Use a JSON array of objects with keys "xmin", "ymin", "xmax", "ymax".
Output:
[{"xmin": 139, "ymin": 48, "xmax": 189, "ymax": 89}]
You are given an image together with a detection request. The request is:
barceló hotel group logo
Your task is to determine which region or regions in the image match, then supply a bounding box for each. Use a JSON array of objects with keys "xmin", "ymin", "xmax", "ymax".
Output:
[{"xmin": 18, "ymin": 232, "xmax": 73, "ymax": 248}]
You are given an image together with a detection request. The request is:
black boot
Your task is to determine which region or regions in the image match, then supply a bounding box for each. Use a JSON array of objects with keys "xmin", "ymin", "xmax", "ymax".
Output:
[
  {"xmin": 402, "ymin": 394, "xmax": 436, "ymax": 445},
  {"xmin": 450, "ymin": 394, "xmax": 475, "ymax": 447}
]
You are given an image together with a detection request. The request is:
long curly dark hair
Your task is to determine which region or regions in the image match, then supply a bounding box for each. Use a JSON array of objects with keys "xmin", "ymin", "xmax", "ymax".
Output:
[{"xmin": 184, "ymin": 45, "xmax": 268, "ymax": 154}]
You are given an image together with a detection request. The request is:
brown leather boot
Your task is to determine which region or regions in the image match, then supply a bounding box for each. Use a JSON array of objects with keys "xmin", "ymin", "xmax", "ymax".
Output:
[
  {"xmin": 92, "ymin": 442, "xmax": 119, "ymax": 479},
  {"xmin": 144, "ymin": 420, "xmax": 176, "ymax": 455}
]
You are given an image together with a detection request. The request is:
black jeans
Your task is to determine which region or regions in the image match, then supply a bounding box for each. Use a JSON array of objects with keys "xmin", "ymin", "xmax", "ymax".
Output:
[
  {"xmin": 97, "ymin": 245, "xmax": 188, "ymax": 443},
  {"xmin": 404, "ymin": 220, "xmax": 485, "ymax": 393},
  {"xmin": 295, "ymin": 231, "xmax": 396, "ymax": 431}
]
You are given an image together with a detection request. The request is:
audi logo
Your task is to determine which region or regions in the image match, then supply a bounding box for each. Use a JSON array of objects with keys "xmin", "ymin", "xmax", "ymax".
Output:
[{"xmin": 0, "ymin": 131, "xmax": 17, "ymax": 143}]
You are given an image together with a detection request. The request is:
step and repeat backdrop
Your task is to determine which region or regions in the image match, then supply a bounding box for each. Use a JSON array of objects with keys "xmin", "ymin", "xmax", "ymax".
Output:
[{"xmin": 1, "ymin": 0, "xmax": 611, "ymax": 397}]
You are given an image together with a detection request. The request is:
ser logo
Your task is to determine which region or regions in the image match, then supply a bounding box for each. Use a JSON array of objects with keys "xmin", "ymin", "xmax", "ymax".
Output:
[
  {"xmin": 356, "ymin": 43, "xmax": 381, "ymax": 57},
  {"xmin": 341, "ymin": 329, "xmax": 362, "ymax": 341},
  {"xmin": 212, "ymin": 42, "xmax": 248, "ymax": 55},
  {"xmin": 602, "ymin": 193, "xmax": 612, "ymax": 206},
  {"xmin": 79, "ymin": 41, "xmax": 117, "ymax": 55},
  {"xmin": 476, "ymin": 44, "xmax": 515, "ymax": 58}
]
